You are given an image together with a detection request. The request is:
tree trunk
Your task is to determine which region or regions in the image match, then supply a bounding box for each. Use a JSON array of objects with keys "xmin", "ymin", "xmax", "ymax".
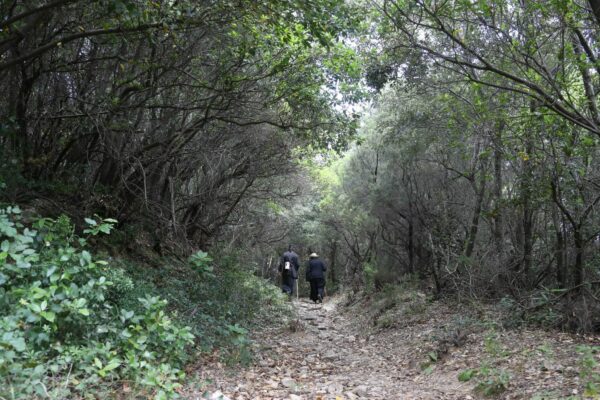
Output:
[
  {"xmin": 15, "ymin": 71, "xmax": 35, "ymax": 167},
  {"xmin": 521, "ymin": 133, "xmax": 534, "ymax": 278},
  {"xmin": 329, "ymin": 240, "xmax": 337, "ymax": 286},
  {"xmin": 588, "ymin": 0, "xmax": 600, "ymax": 28},
  {"xmin": 492, "ymin": 124, "xmax": 504, "ymax": 258},
  {"xmin": 551, "ymin": 205, "xmax": 567, "ymax": 288},
  {"xmin": 465, "ymin": 177, "xmax": 486, "ymax": 258},
  {"xmin": 407, "ymin": 218, "xmax": 415, "ymax": 274},
  {"xmin": 573, "ymin": 228, "xmax": 584, "ymax": 287}
]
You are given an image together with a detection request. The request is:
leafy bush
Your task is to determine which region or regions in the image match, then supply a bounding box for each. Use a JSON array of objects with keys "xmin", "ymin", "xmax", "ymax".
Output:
[
  {"xmin": 474, "ymin": 365, "xmax": 510, "ymax": 396},
  {"xmin": 458, "ymin": 368, "xmax": 478, "ymax": 382},
  {"xmin": 362, "ymin": 261, "xmax": 377, "ymax": 291},
  {"xmin": 458, "ymin": 365, "xmax": 510, "ymax": 396},
  {"xmin": 483, "ymin": 329, "xmax": 507, "ymax": 357},
  {"xmin": 577, "ymin": 345, "xmax": 600, "ymax": 397},
  {"xmin": 0, "ymin": 207, "xmax": 194, "ymax": 399},
  {"xmin": 113, "ymin": 247, "xmax": 291, "ymax": 357}
]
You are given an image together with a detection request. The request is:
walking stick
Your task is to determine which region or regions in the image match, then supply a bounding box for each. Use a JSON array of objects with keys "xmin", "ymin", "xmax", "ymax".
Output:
[{"xmin": 296, "ymin": 278, "xmax": 299, "ymax": 300}]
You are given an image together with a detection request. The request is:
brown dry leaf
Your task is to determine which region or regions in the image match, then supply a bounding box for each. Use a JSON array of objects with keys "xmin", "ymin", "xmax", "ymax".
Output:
[{"xmin": 183, "ymin": 297, "xmax": 597, "ymax": 400}]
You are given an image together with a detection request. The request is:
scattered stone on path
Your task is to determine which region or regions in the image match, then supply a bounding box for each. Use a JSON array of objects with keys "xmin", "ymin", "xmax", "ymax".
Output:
[
  {"xmin": 208, "ymin": 390, "xmax": 231, "ymax": 400},
  {"xmin": 327, "ymin": 382, "xmax": 344, "ymax": 394},
  {"xmin": 189, "ymin": 294, "xmax": 592, "ymax": 400},
  {"xmin": 344, "ymin": 391, "xmax": 359, "ymax": 399},
  {"xmin": 281, "ymin": 377, "xmax": 296, "ymax": 388},
  {"xmin": 355, "ymin": 384, "xmax": 369, "ymax": 397},
  {"xmin": 322, "ymin": 349, "xmax": 338, "ymax": 360},
  {"xmin": 258, "ymin": 358, "xmax": 275, "ymax": 368},
  {"xmin": 192, "ymin": 296, "xmax": 479, "ymax": 399}
]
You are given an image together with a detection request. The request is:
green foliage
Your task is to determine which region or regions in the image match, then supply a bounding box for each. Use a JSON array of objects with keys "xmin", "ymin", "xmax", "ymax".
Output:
[
  {"xmin": 526, "ymin": 289, "xmax": 565, "ymax": 328},
  {"xmin": 83, "ymin": 216, "xmax": 118, "ymax": 236},
  {"xmin": 427, "ymin": 351, "xmax": 438, "ymax": 362},
  {"xmin": 577, "ymin": 345, "xmax": 600, "ymax": 397},
  {"xmin": 536, "ymin": 343, "xmax": 554, "ymax": 357},
  {"xmin": 0, "ymin": 207, "xmax": 194, "ymax": 399},
  {"xmin": 483, "ymin": 330, "xmax": 507, "ymax": 357},
  {"xmin": 474, "ymin": 365, "xmax": 510, "ymax": 396},
  {"xmin": 457, "ymin": 326, "xmax": 510, "ymax": 396},
  {"xmin": 376, "ymin": 315, "xmax": 395, "ymax": 329},
  {"xmin": 459, "ymin": 363, "xmax": 510, "ymax": 396},
  {"xmin": 188, "ymin": 250, "xmax": 215, "ymax": 279},
  {"xmin": 0, "ymin": 157, "xmax": 26, "ymax": 199},
  {"xmin": 362, "ymin": 261, "xmax": 377, "ymax": 291},
  {"xmin": 458, "ymin": 368, "xmax": 478, "ymax": 382},
  {"xmin": 115, "ymin": 248, "xmax": 290, "ymax": 357},
  {"xmin": 421, "ymin": 363, "xmax": 435, "ymax": 375},
  {"xmin": 221, "ymin": 324, "xmax": 252, "ymax": 366}
]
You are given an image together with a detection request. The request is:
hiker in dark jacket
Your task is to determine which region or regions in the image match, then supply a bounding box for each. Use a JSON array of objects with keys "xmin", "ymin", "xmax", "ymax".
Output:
[
  {"xmin": 306, "ymin": 253, "xmax": 326, "ymax": 303},
  {"xmin": 278, "ymin": 245, "xmax": 300, "ymax": 295}
]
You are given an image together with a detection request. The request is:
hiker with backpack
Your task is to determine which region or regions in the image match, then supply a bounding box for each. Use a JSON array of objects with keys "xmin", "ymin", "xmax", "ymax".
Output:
[
  {"xmin": 279, "ymin": 245, "xmax": 299, "ymax": 296},
  {"xmin": 306, "ymin": 253, "xmax": 326, "ymax": 303}
]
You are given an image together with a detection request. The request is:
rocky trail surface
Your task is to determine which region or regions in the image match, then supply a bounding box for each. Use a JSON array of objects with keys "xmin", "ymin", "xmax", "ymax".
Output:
[{"xmin": 189, "ymin": 294, "xmax": 600, "ymax": 400}]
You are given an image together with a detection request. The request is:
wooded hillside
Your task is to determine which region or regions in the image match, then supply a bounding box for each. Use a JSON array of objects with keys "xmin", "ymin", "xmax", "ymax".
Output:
[{"xmin": 2, "ymin": 0, "xmax": 600, "ymax": 398}]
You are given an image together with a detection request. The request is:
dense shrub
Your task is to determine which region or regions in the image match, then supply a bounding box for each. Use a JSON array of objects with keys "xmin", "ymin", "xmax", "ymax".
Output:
[
  {"xmin": 0, "ymin": 207, "xmax": 194, "ymax": 399},
  {"xmin": 113, "ymin": 248, "xmax": 291, "ymax": 355}
]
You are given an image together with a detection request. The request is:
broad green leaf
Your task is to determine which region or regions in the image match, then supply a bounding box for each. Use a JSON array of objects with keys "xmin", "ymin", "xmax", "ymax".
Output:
[
  {"xmin": 40, "ymin": 311, "xmax": 56, "ymax": 322},
  {"xmin": 103, "ymin": 360, "xmax": 121, "ymax": 372},
  {"xmin": 84, "ymin": 218, "xmax": 97, "ymax": 226}
]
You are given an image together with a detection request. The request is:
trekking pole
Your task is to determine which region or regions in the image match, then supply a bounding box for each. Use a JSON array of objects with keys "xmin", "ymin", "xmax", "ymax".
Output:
[{"xmin": 296, "ymin": 279, "xmax": 299, "ymax": 300}]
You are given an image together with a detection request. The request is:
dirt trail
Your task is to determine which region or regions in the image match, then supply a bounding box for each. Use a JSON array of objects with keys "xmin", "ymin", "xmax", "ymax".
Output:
[
  {"xmin": 195, "ymin": 296, "xmax": 472, "ymax": 399},
  {"xmin": 190, "ymin": 292, "xmax": 600, "ymax": 400}
]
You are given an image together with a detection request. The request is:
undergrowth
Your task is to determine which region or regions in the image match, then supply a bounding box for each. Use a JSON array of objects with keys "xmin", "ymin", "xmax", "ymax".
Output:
[
  {"xmin": 0, "ymin": 205, "xmax": 289, "ymax": 399},
  {"xmin": 111, "ymin": 248, "xmax": 291, "ymax": 363}
]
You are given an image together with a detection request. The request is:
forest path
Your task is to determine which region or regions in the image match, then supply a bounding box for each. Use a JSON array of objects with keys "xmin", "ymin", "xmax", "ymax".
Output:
[{"xmin": 194, "ymin": 296, "xmax": 471, "ymax": 399}]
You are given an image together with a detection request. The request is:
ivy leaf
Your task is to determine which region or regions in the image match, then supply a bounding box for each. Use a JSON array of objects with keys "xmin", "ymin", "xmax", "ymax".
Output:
[
  {"xmin": 46, "ymin": 265, "xmax": 57, "ymax": 277},
  {"xmin": 8, "ymin": 337, "xmax": 26, "ymax": 352},
  {"xmin": 84, "ymin": 218, "xmax": 97, "ymax": 226},
  {"xmin": 40, "ymin": 311, "xmax": 56, "ymax": 322},
  {"xmin": 79, "ymin": 308, "xmax": 90, "ymax": 316},
  {"xmin": 103, "ymin": 360, "xmax": 121, "ymax": 372}
]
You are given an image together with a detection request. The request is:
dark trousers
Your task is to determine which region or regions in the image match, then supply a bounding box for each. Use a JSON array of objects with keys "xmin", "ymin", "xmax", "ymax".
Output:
[
  {"xmin": 282, "ymin": 275, "xmax": 296, "ymax": 295},
  {"xmin": 309, "ymin": 278, "xmax": 325, "ymax": 301}
]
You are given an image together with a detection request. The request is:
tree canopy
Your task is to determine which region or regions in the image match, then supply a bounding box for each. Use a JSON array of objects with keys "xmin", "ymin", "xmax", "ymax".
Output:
[{"xmin": 3, "ymin": 0, "xmax": 600, "ymax": 328}]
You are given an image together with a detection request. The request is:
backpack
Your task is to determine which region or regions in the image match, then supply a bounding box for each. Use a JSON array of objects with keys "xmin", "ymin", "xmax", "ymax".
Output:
[{"xmin": 282, "ymin": 256, "xmax": 298, "ymax": 279}]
